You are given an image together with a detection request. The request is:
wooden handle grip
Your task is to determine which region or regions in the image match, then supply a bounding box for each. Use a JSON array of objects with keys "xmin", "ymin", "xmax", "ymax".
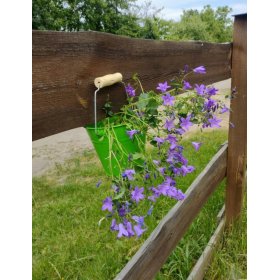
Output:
[{"xmin": 94, "ymin": 73, "xmax": 123, "ymax": 89}]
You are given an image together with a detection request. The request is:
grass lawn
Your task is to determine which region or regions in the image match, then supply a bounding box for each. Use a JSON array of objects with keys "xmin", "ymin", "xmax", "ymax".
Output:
[{"xmin": 33, "ymin": 129, "xmax": 246, "ymax": 279}]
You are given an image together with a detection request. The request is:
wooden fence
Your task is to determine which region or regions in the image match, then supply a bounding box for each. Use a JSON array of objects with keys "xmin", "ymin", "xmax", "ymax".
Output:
[{"xmin": 32, "ymin": 13, "xmax": 247, "ymax": 279}]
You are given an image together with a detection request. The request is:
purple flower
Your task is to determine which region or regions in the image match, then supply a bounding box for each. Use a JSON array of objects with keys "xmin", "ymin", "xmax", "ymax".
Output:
[
  {"xmin": 96, "ymin": 180, "xmax": 102, "ymax": 188},
  {"xmin": 206, "ymin": 87, "xmax": 218, "ymax": 96},
  {"xmin": 147, "ymin": 206, "xmax": 154, "ymax": 216},
  {"xmin": 162, "ymin": 93, "xmax": 175, "ymax": 106},
  {"xmin": 204, "ymin": 99, "xmax": 217, "ymax": 110},
  {"xmin": 192, "ymin": 142, "xmax": 202, "ymax": 151},
  {"xmin": 132, "ymin": 215, "xmax": 145, "ymax": 227},
  {"xmin": 125, "ymin": 221, "xmax": 135, "ymax": 237},
  {"xmin": 117, "ymin": 223, "xmax": 129, "ymax": 238},
  {"xmin": 193, "ymin": 66, "xmax": 206, "ymax": 74},
  {"xmin": 172, "ymin": 167, "xmax": 181, "ymax": 176},
  {"xmin": 157, "ymin": 183, "xmax": 170, "ymax": 196},
  {"xmin": 181, "ymin": 165, "xmax": 195, "ymax": 176},
  {"xmin": 154, "ymin": 137, "xmax": 165, "ymax": 146},
  {"xmin": 183, "ymin": 81, "xmax": 192, "ymax": 90},
  {"xmin": 118, "ymin": 205, "xmax": 127, "ymax": 217},
  {"xmin": 174, "ymin": 189, "xmax": 186, "ymax": 200},
  {"xmin": 134, "ymin": 224, "xmax": 146, "ymax": 237},
  {"xmin": 175, "ymin": 128, "xmax": 185, "ymax": 135},
  {"xmin": 208, "ymin": 116, "xmax": 222, "ymax": 128},
  {"xmin": 125, "ymin": 84, "xmax": 136, "ymax": 97},
  {"xmin": 144, "ymin": 173, "xmax": 150, "ymax": 180},
  {"xmin": 157, "ymin": 81, "xmax": 171, "ymax": 93},
  {"xmin": 158, "ymin": 167, "xmax": 166, "ymax": 175},
  {"xmin": 126, "ymin": 129, "xmax": 139, "ymax": 139},
  {"xmin": 102, "ymin": 197, "xmax": 113, "ymax": 212},
  {"xmin": 165, "ymin": 176, "xmax": 176, "ymax": 187},
  {"xmin": 122, "ymin": 169, "xmax": 136, "ymax": 181},
  {"xmin": 184, "ymin": 64, "xmax": 189, "ymax": 73},
  {"xmin": 166, "ymin": 134, "xmax": 177, "ymax": 149},
  {"xmin": 164, "ymin": 119, "xmax": 175, "ymax": 131},
  {"xmin": 180, "ymin": 115, "xmax": 193, "ymax": 131},
  {"xmin": 111, "ymin": 219, "xmax": 119, "ymax": 231},
  {"xmin": 195, "ymin": 84, "xmax": 206, "ymax": 95},
  {"xmin": 131, "ymin": 187, "xmax": 145, "ymax": 203},
  {"xmin": 220, "ymin": 105, "xmax": 229, "ymax": 114}
]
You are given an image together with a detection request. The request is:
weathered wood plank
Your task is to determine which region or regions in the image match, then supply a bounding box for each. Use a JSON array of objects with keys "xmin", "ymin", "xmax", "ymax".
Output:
[
  {"xmin": 216, "ymin": 204, "xmax": 225, "ymax": 224},
  {"xmin": 33, "ymin": 30, "xmax": 232, "ymax": 140},
  {"xmin": 187, "ymin": 217, "xmax": 225, "ymax": 280},
  {"xmin": 114, "ymin": 144, "xmax": 228, "ymax": 280},
  {"xmin": 225, "ymin": 14, "xmax": 247, "ymax": 224}
]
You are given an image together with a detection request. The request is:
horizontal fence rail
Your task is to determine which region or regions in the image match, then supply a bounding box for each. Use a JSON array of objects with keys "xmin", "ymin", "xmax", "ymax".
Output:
[
  {"xmin": 33, "ymin": 30, "xmax": 232, "ymax": 140},
  {"xmin": 115, "ymin": 143, "xmax": 228, "ymax": 280}
]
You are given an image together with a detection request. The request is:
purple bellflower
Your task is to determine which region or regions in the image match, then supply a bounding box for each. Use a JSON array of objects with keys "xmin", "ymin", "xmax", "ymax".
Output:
[
  {"xmin": 162, "ymin": 93, "xmax": 175, "ymax": 106},
  {"xmin": 154, "ymin": 136, "xmax": 165, "ymax": 146},
  {"xmin": 192, "ymin": 142, "xmax": 202, "ymax": 151},
  {"xmin": 131, "ymin": 187, "xmax": 145, "ymax": 203},
  {"xmin": 122, "ymin": 169, "xmax": 136, "ymax": 181},
  {"xmin": 125, "ymin": 221, "xmax": 135, "ymax": 237},
  {"xmin": 206, "ymin": 87, "xmax": 218, "ymax": 96},
  {"xmin": 180, "ymin": 115, "xmax": 193, "ymax": 131},
  {"xmin": 193, "ymin": 66, "xmax": 206, "ymax": 74},
  {"xmin": 195, "ymin": 84, "xmax": 206, "ymax": 95},
  {"xmin": 102, "ymin": 197, "xmax": 113, "ymax": 212},
  {"xmin": 183, "ymin": 81, "xmax": 192, "ymax": 90},
  {"xmin": 156, "ymin": 81, "xmax": 171, "ymax": 93},
  {"xmin": 125, "ymin": 84, "xmax": 136, "ymax": 97},
  {"xmin": 132, "ymin": 215, "xmax": 145, "ymax": 227},
  {"xmin": 126, "ymin": 129, "xmax": 139, "ymax": 139},
  {"xmin": 220, "ymin": 105, "xmax": 229, "ymax": 114},
  {"xmin": 110, "ymin": 219, "xmax": 119, "ymax": 231},
  {"xmin": 164, "ymin": 119, "xmax": 175, "ymax": 131},
  {"xmin": 208, "ymin": 116, "xmax": 222, "ymax": 128},
  {"xmin": 134, "ymin": 224, "xmax": 146, "ymax": 237},
  {"xmin": 117, "ymin": 223, "xmax": 129, "ymax": 238}
]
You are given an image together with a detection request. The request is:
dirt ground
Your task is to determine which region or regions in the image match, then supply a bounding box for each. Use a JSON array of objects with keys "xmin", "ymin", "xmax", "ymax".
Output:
[{"xmin": 32, "ymin": 79, "xmax": 231, "ymax": 177}]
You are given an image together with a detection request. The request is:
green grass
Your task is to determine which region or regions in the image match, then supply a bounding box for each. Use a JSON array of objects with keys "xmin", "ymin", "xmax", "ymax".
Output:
[
  {"xmin": 33, "ymin": 129, "xmax": 246, "ymax": 279},
  {"xmin": 204, "ymin": 192, "xmax": 247, "ymax": 280}
]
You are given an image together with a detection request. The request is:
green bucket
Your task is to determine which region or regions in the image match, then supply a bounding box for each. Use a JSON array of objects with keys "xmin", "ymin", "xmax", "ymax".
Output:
[{"xmin": 85, "ymin": 122, "xmax": 145, "ymax": 177}]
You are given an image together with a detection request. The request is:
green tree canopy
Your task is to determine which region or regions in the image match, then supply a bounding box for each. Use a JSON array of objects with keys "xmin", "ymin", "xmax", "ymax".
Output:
[
  {"xmin": 167, "ymin": 5, "xmax": 233, "ymax": 42},
  {"xmin": 32, "ymin": 1, "xmax": 233, "ymax": 42}
]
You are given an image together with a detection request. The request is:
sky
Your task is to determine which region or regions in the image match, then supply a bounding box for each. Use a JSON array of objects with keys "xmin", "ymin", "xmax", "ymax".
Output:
[{"xmin": 136, "ymin": 0, "xmax": 247, "ymax": 21}]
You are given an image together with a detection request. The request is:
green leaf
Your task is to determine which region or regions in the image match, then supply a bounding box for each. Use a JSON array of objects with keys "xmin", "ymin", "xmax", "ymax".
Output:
[
  {"xmin": 132, "ymin": 153, "xmax": 145, "ymax": 160},
  {"xmin": 137, "ymin": 93, "xmax": 150, "ymax": 110},
  {"xmin": 113, "ymin": 187, "xmax": 126, "ymax": 201}
]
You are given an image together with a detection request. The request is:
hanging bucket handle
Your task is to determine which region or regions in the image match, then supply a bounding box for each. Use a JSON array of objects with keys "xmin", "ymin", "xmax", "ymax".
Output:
[{"xmin": 94, "ymin": 73, "xmax": 123, "ymax": 130}]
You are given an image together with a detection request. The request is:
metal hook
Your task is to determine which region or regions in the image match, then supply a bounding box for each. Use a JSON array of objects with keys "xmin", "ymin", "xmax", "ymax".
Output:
[{"xmin": 94, "ymin": 87, "xmax": 100, "ymax": 130}]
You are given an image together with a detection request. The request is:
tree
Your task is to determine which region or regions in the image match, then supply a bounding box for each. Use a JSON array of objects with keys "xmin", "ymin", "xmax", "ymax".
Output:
[
  {"xmin": 32, "ymin": 0, "xmax": 141, "ymax": 34},
  {"xmin": 167, "ymin": 5, "xmax": 233, "ymax": 43}
]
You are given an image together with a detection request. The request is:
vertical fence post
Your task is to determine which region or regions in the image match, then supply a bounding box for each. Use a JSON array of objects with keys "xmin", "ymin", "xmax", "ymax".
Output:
[{"xmin": 225, "ymin": 14, "xmax": 247, "ymax": 225}]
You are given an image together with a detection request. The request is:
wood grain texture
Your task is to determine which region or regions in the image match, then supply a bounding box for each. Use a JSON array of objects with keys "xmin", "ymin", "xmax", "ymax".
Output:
[
  {"xmin": 225, "ymin": 14, "xmax": 247, "ymax": 224},
  {"xmin": 114, "ymin": 144, "xmax": 228, "ymax": 280},
  {"xmin": 187, "ymin": 217, "xmax": 225, "ymax": 280},
  {"xmin": 33, "ymin": 30, "xmax": 232, "ymax": 140}
]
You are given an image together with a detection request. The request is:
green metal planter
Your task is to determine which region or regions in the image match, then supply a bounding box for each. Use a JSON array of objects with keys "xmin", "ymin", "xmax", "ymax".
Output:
[{"xmin": 85, "ymin": 122, "xmax": 145, "ymax": 177}]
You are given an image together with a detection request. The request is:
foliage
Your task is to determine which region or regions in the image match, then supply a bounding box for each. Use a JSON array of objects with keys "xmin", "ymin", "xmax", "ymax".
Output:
[
  {"xmin": 32, "ymin": 130, "xmax": 230, "ymax": 279},
  {"xmin": 33, "ymin": 1, "xmax": 233, "ymax": 42},
  {"xmin": 167, "ymin": 5, "xmax": 233, "ymax": 42},
  {"xmin": 32, "ymin": 0, "xmax": 140, "ymax": 35}
]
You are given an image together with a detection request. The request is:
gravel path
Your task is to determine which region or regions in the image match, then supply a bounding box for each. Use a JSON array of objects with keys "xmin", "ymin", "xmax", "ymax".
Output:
[{"xmin": 32, "ymin": 79, "xmax": 231, "ymax": 177}]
